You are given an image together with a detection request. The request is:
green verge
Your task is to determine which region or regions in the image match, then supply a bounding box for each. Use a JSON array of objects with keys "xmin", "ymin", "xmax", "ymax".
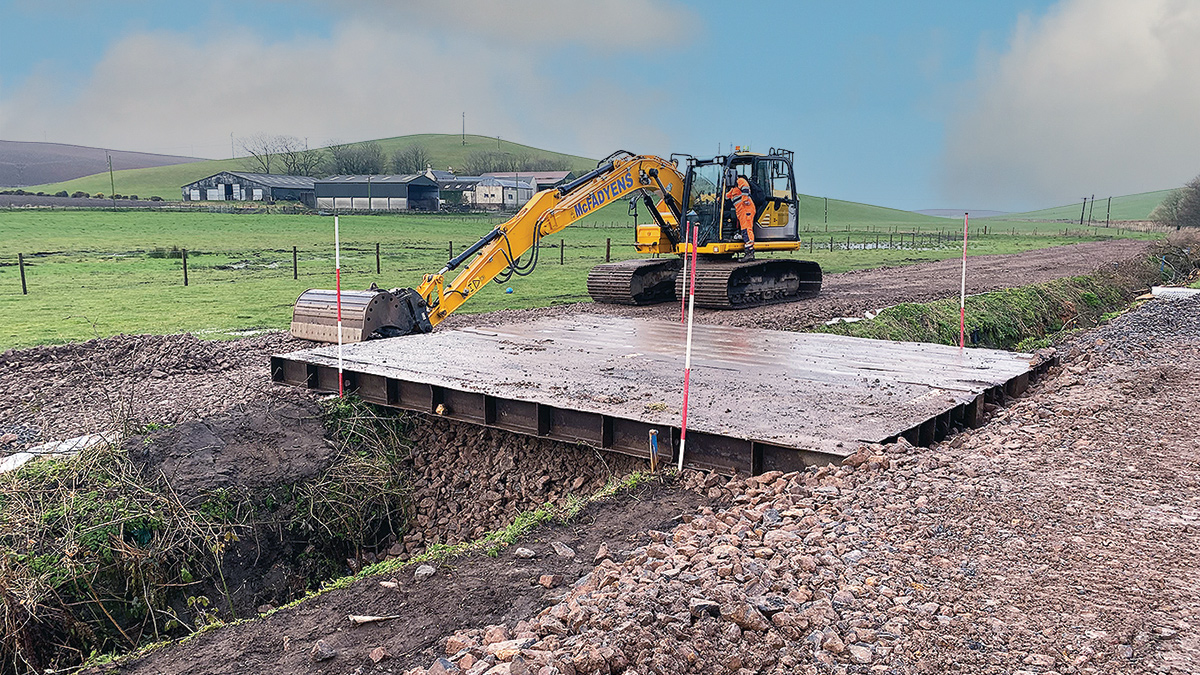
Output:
[
  {"xmin": 815, "ymin": 274, "xmax": 1131, "ymax": 351},
  {"xmin": 820, "ymin": 235, "xmax": 1198, "ymax": 350}
]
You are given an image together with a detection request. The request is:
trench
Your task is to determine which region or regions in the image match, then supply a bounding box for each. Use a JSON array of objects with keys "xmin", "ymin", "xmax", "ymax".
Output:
[{"xmin": 0, "ymin": 397, "xmax": 642, "ymax": 674}]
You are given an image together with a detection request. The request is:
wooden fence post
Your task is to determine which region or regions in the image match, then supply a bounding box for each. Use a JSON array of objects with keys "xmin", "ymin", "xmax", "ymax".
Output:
[
  {"xmin": 449, "ymin": 241, "xmax": 453, "ymax": 259},
  {"xmin": 376, "ymin": 243, "xmax": 381, "ymax": 274},
  {"xmin": 560, "ymin": 239, "xmax": 565, "ymax": 265},
  {"xmin": 293, "ymin": 246, "xmax": 298, "ymax": 280},
  {"xmin": 182, "ymin": 249, "xmax": 189, "ymax": 287},
  {"xmin": 606, "ymin": 238, "xmax": 611, "ymax": 262},
  {"xmin": 18, "ymin": 253, "xmax": 27, "ymax": 295}
]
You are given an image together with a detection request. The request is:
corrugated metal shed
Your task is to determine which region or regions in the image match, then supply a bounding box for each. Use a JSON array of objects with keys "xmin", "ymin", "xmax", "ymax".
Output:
[
  {"xmin": 314, "ymin": 174, "xmax": 439, "ymax": 211},
  {"xmin": 180, "ymin": 171, "xmax": 315, "ymax": 206}
]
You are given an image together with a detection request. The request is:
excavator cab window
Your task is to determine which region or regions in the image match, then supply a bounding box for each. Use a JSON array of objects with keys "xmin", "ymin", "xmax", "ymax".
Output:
[{"xmin": 684, "ymin": 162, "xmax": 723, "ymax": 245}]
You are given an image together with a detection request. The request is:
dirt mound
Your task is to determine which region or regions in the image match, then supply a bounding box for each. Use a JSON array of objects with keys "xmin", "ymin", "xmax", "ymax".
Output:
[
  {"xmin": 129, "ymin": 398, "xmax": 331, "ymax": 503},
  {"xmin": 0, "ymin": 331, "xmax": 313, "ymax": 449}
]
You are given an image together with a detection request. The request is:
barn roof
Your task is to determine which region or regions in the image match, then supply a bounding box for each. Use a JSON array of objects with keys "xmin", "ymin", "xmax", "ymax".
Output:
[
  {"xmin": 482, "ymin": 170, "xmax": 574, "ymax": 184},
  {"xmin": 317, "ymin": 174, "xmax": 436, "ymax": 185},
  {"xmin": 476, "ymin": 177, "xmax": 535, "ymax": 188},
  {"xmin": 182, "ymin": 172, "xmax": 316, "ymax": 190},
  {"xmin": 438, "ymin": 176, "xmax": 483, "ymax": 190},
  {"xmin": 224, "ymin": 172, "xmax": 316, "ymax": 189}
]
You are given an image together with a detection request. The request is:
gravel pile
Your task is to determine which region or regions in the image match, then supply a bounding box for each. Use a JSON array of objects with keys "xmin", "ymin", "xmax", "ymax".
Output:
[
  {"xmin": 403, "ymin": 294, "xmax": 1200, "ymax": 675},
  {"xmin": 386, "ymin": 418, "xmax": 644, "ymax": 560}
]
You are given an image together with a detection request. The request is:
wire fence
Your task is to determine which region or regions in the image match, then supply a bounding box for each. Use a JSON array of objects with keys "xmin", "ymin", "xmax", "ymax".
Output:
[{"xmin": 2, "ymin": 221, "xmax": 1146, "ymax": 297}]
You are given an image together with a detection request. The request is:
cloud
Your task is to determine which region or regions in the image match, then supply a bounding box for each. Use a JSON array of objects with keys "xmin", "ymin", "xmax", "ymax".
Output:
[
  {"xmin": 338, "ymin": 0, "xmax": 697, "ymax": 49},
  {"xmin": 0, "ymin": 1, "xmax": 692, "ymax": 158},
  {"xmin": 940, "ymin": 0, "xmax": 1200, "ymax": 210}
]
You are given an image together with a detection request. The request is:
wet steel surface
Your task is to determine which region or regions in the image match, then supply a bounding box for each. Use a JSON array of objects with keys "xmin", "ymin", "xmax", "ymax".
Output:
[{"xmin": 273, "ymin": 315, "xmax": 1047, "ymax": 474}]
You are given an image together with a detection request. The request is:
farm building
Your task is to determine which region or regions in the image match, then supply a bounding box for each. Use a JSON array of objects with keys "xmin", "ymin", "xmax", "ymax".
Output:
[
  {"xmin": 181, "ymin": 172, "xmax": 316, "ymax": 206},
  {"xmin": 314, "ymin": 174, "xmax": 439, "ymax": 211},
  {"xmin": 482, "ymin": 170, "xmax": 576, "ymax": 191},
  {"xmin": 433, "ymin": 175, "xmax": 482, "ymax": 206},
  {"xmin": 473, "ymin": 177, "xmax": 534, "ymax": 210}
]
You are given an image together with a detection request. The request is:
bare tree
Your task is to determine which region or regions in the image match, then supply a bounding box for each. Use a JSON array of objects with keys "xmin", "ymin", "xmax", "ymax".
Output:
[
  {"xmin": 277, "ymin": 136, "xmax": 324, "ymax": 176},
  {"xmin": 1152, "ymin": 176, "xmax": 1200, "ymax": 230},
  {"xmin": 239, "ymin": 133, "xmax": 284, "ymax": 174},
  {"xmin": 1178, "ymin": 175, "xmax": 1200, "ymax": 229},
  {"xmin": 460, "ymin": 150, "xmax": 569, "ymax": 175},
  {"xmin": 391, "ymin": 144, "xmax": 432, "ymax": 175},
  {"xmin": 327, "ymin": 141, "xmax": 386, "ymax": 174}
]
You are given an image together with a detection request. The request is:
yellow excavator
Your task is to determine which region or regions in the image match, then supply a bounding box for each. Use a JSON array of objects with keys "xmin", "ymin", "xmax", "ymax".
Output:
[{"xmin": 290, "ymin": 148, "xmax": 822, "ymax": 343}]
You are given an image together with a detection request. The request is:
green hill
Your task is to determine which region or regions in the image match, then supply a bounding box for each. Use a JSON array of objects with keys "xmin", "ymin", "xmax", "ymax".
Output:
[
  {"xmin": 21, "ymin": 134, "xmax": 599, "ymax": 200},
  {"xmin": 796, "ymin": 193, "xmax": 945, "ymax": 228},
  {"xmin": 988, "ymin": 189, "xmax": 1175, "ymax": 222}
]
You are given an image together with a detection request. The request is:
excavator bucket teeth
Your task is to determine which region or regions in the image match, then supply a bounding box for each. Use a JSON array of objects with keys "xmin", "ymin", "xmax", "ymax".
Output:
[
  {"xmin": 290, "ymin": 288, "xmax": 432, "ymax": 343},
  {"xmin": 586, "ymin": 258, "xmax": 683, "ymax": 305},
  {"xmin": 676, "ymin": 259, "xmax": 822, "ymax": 309}
]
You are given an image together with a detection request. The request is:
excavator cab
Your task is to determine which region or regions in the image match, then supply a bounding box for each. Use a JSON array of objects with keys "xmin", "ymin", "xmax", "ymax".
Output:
[{"xmin": 683, "ymin": 148, "xmax": 799, "ymax": 248}]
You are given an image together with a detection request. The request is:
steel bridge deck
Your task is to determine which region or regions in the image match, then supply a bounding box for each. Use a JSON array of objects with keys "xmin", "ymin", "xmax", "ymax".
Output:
[{"xmin": 272, "ymin": 315, "xmax": 1049, "ymax": 474}]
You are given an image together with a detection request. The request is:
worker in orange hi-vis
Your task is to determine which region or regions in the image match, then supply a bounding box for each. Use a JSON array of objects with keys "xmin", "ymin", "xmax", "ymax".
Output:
[{"xmin": 724, "ymin": 169, "xmax": 756, "ymax": 262}]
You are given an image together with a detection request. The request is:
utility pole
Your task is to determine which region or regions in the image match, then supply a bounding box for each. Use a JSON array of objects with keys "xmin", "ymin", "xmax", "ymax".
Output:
[
  {"xmin": 824, "ymin": 197, "xmax": 828, "ymax": 226},
  {"xmin": 1087, "ymin": 193, "xmax": 1095, "ymax": 226},
  {"xmin": 1079, "ymin": 197, "xmax": 1087, "ymax": 226},
  {"xmin": 462, "ymin": 112, "xmax": 466, "ymax": 146},
  {"xmin": 1106, "ymin": 196, "xmax": 1112, "ymax": 227},
  {"xmin": 230, "ymin": 132, "xmax": 235, "ymax": 159},
  {"xmin": 107, "ymin": 153, "xmax": 116, "ymax": 207}
]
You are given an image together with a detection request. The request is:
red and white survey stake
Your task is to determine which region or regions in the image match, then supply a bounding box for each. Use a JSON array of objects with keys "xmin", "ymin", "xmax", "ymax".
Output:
[
  {"xmin": 679, "ymin": 224, "xmax": 690, "ymax": 323},
  {"xmin": 678, "ymin": 224, "xmax": 699, "ymax": 472},
  {"xmin": 335, "ymin": 215, "xmax": 344, "ymax": 396},
  {"xmin": 959, "ymin": 212, "xmax": 968, "ymax": 350}
]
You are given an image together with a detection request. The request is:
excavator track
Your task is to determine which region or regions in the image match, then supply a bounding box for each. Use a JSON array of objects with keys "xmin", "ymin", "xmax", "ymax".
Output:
[
  {"xmin": 676, "ymin": 259, "xmax": 822, "ymax": 309},
  {"xmin": 587, "ymin": 258, "xmax": 683, "ymax": 305}
]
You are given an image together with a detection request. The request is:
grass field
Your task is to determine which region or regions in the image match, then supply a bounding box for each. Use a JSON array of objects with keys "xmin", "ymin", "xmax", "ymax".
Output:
[
  {"xmin": 18, "ymin": 134, "xmax": 598, "ymax": 200},
  {"xmin": 992, "ymin": 189, "xmax": 1174, "ymax": 222},
  {"xmin": 0, "ymin": 206, "xmax": 1162, "ymax": 349}
]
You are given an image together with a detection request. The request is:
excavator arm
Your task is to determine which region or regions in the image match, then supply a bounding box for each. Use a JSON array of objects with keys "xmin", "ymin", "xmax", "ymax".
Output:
[
  {"xmin": 290, "ymin": 153, "xmax": 688, "ymax": 342},
  {"xmin": 417, "ymin": 154, "xmax": 686, "ymax": 328}
]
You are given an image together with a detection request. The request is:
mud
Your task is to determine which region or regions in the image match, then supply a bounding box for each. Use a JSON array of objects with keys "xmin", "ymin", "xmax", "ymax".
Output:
[
  {"xmin": 0, "ymin": 332, "xmax": 314, "ymax": 451},
  {"xmin": 129, "ymin": 399, "xmax": 331, "ymax": 503}
]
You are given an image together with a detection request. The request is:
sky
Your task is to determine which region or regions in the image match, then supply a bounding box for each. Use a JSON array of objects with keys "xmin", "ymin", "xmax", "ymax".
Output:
[{"xmin": 2, "ymin": 0, "xmax": 1200, "ymax": 211}]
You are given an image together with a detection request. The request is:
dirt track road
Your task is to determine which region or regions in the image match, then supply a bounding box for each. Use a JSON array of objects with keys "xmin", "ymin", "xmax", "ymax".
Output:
[{"xmin": 445, "ymin": 239, "xmax": 1151, "ymax": 332}]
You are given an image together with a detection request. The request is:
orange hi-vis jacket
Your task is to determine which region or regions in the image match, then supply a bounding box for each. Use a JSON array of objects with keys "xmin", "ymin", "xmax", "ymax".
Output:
[{"xmin": 725, "ymin": 176, "xmax": 756, "ymax": 242}]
